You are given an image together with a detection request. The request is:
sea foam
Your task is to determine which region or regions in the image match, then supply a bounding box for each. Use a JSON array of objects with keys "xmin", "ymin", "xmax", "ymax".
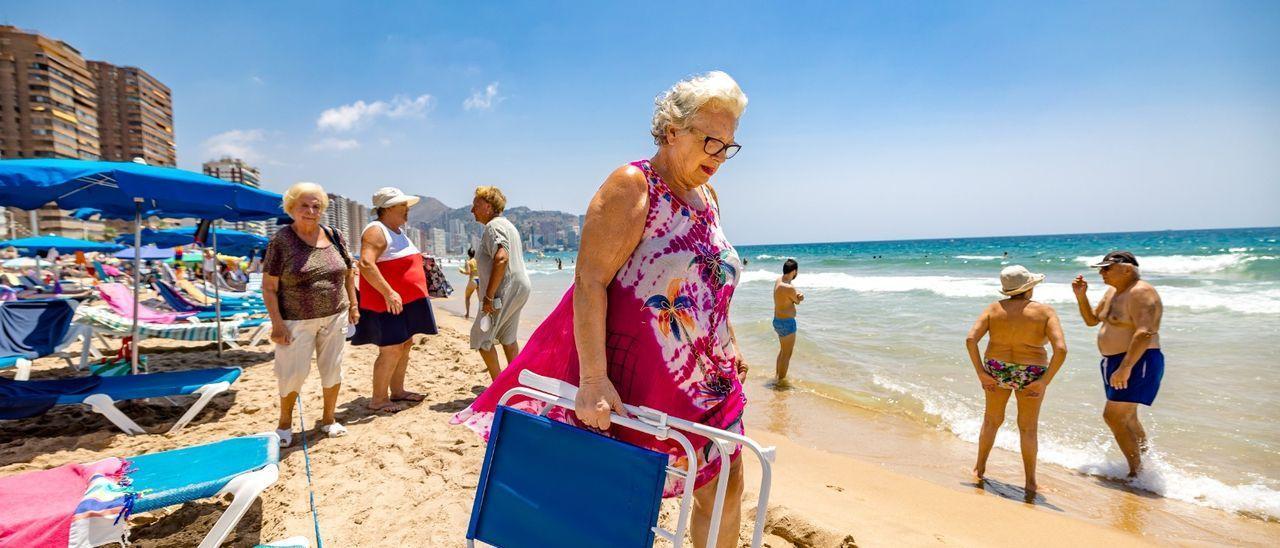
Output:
[
  {"xmin": 871, "ymin": 375, "xmax": 1280, "ymax": 520},
  {"xmin": 738, "ymin": 270, "xmax": 1280, "ymax": 314},
  {"xmin": 1074, "ymin": 253, "xmax": 1258, "ymax": 275}
]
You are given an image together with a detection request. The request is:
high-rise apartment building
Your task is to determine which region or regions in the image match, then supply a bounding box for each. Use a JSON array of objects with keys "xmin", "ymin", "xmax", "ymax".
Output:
[
  {"xmin": 430, "ymin": 227, "xmax": 447, "ymax": 257},
  {"xmin": 89, "ymin": 61, "xmax": 174, "ymax": 166},
  {"xmin": 203, "ymin": 156, "xmax": 260, "ymax": 187},
  {"xmin": 324, "ymin": 193, "xmax": 352, "ymax": 244},
  {"xmin": 0, "ymin": 26, "xmax": 100, "ymax": 160},
  {"xmin": 0, "ymin": 26, "xmax": 104, "ymax": 238},
  {"xmin": 346, "ymin": 198, "xmax": 369, "ymax": 253},
  {"xmin": 203, "ymin": 157, "xmax": 265, "ymax": 236}
]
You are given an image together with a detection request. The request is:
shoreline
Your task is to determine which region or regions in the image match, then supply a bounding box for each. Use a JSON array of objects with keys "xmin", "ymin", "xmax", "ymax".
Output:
[
  {"xmin": 436, "ymin": 286, "xmax": 1280, "ymax": 546},
  {"xmin": 0, "ymin": 298, "xmax": 1273, "ymax": 545}
]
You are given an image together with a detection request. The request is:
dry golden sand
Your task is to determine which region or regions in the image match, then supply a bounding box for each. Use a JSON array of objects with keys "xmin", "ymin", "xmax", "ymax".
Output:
[{"xmin": 1, "ymin": 308, "xmax": 1154, "ymax": 547}]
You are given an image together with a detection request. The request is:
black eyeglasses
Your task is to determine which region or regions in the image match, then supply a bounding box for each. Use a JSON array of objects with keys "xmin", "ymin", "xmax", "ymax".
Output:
[
  {"xmin": 689, "ymin": 128, "xmax": 741, "ymax": 159},
  {"xmin": 703, "ymin": 136, "xmax": 741, "ymax": 159}
]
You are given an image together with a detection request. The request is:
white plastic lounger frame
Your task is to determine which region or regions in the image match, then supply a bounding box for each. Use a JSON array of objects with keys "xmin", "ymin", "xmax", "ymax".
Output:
[
  {"xmin": 3, "ymin": 323, "xmax": 100, "ymax": 379},
  {"xmin": 7, "ymin": 357, "xmax": 31, "ymax": 380},
  {"xmin": 197, "ymin": 436, "xmax": 281, "ymax": 548},
  {"xmin": 82, "ymin": 369, "xmax": 240, "ymax": 435},
  {"xmin": 76, "ymin": 319, "xmax": 267, "ymax": 369},
  {"xmin": 484, "ymin": 370, "xmax": 776, "ymax": 548}
]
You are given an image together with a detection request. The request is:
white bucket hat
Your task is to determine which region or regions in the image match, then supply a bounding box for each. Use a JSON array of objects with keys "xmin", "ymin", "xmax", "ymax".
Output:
[
  {"xmin": 999, "ymin": 265, "xmax": 1045, "ymax": 296},
  {"xmin": 371, "ymin": 187, "xmax": 420, "ymax": 209}
]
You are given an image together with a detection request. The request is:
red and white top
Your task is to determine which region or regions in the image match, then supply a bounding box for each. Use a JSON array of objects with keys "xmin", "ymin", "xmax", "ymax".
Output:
[{"xmin": 357, "ymin": 220, "xmax": 428, "ymax": 314}]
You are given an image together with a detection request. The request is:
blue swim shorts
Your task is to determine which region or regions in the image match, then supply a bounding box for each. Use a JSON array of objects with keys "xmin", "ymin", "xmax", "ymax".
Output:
[
  {"xmin": 772, "ymin": 317, "xmax": 797, "ymax": 338},
  {"xmin": 1101, "ymin": 348, "xmax": 1164, "ymax": 406}
]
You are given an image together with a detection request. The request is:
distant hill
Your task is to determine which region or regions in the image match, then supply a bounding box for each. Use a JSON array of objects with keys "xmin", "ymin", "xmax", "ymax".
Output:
[
  {"xmin": 408, "ymin": 195, "xmax": 452, "ymax": 226},
  {"xmin": 407, "ymin": 196, "xmax": 582, "ymax": 251}
]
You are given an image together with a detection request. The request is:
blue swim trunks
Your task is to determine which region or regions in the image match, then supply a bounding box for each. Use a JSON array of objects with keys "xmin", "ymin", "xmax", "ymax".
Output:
[
  {"xmin": 772, "ymin": 317, "xmax": 797, "ymax": 338},
  {"xmin": 1101, "ymin": 348, "xmax": 1164, "ymax": 406}
]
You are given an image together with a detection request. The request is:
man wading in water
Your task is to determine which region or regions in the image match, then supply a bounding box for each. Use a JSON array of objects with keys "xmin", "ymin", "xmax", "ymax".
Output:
[
  {"xmin": 772, "ymin": 259, "xmax": 804, "ymax": 383},
  {"xmin": 1073, "ymin": 251, "xmax": 1165, "ymax": 477}
]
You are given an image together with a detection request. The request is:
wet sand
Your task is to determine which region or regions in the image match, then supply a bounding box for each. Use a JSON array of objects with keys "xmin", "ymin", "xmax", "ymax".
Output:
[{"xmin": 0, "ymin": 295, "xmax": 1264, "ymax": 546}]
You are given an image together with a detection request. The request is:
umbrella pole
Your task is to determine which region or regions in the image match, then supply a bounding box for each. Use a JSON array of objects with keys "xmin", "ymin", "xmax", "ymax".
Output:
[
  {"xmin": 27, "ymin": 211, "xmax": 40, "ymax": 282},
  {"xmin": 214, "ymin": 221, "xmax": 222, "ymax": 356},
  {"xmin": 131, "ymin": 199, "xmax": 142, "ymax": 375}
]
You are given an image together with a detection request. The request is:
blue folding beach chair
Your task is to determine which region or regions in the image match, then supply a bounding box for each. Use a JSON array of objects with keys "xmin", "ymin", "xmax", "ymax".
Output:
[
  {"xmin": 467, "ymin": 371, "xmax": 776, "ymax": 548},
  {"xmin": 0, "ymin": 367, "xmax": 242, "ymax": 434},
  {"xmin": 468, "ymin": 406, "xmax": 668, "ymax": 548}
]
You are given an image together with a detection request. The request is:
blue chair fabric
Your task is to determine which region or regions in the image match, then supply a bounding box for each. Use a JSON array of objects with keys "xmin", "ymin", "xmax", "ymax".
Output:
[{"xmin": 467, "ymin": 406, "xmax": 668, "ymax": 548}]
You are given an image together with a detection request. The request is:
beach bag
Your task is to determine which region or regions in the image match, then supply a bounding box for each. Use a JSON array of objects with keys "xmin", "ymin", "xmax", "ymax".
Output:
[{"xmin": 88, "ymin": 337, "xmax": 147, "ymax": 376}]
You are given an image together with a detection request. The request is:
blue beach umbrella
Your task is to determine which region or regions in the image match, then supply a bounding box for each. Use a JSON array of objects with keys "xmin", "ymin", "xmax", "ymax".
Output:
[
  {"xmin": 114, "ymin": 244, "xmax": 175, "ymax": 260},
  {"xmin": 0, "ymin": 159, "xmax": 286, "ymax": 371},
  {"xmin": 0, "ymin": 235, "xmax": 125, "ymax": 256},
  {"xmin": 0, "ymin": 159, "xmax": 284, "ymax": 220},
  {"xmin": 117, "ymin": 227, "xmax": 268, "ymax": 257}
]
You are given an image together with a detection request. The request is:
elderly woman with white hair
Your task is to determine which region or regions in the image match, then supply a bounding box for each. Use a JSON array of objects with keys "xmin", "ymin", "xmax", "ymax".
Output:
[
  {"xmin": 263, "ymin": 182, "xmax": 358, "ymax": 446},
  {"xmin": 453, "ymin": 71, "xmax": 751, "ymax": 547}
]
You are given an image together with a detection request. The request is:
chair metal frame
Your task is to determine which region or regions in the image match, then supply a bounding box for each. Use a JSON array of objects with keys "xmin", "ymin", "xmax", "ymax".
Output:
[{"xmin": 468, "ymin": 370, "xmax": 775, "ymax": 548}]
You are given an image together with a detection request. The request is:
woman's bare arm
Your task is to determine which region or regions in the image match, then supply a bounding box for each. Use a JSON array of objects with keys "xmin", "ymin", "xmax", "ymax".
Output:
[
  {"xmin": 1042, "ymin": 309, "xmax": 1068, "ymax": 383},
  {"xmin": 572, "ymin": 165, "xmax": 649, "ymax": 429},
  {"xmin": 263, "ymin": 274, "xmax": 290, "ymax": 345},
  {"xmin": 965, "ymin": 307, "xmax": 991, "ymax": 374}
]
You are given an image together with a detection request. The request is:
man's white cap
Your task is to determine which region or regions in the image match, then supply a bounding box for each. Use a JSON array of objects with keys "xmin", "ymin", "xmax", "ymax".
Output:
[{"xmin": 371, "ymin": 187, "xmax": 420, "ymax": 209}]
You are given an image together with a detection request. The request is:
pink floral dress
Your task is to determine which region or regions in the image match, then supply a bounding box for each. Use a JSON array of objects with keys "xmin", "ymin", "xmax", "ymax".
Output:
[{"xmin": 452, "ymin": 159, "xmax": 745, "ymax": 496}]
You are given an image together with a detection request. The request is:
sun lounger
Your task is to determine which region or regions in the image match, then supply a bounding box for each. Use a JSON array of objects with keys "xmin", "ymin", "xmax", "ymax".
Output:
[
  {"xmin": 246, "ymin": 273, "xmax": 263, "ymax": 292},
  {"xmin": 467, "ymin": 371, "xmax": 777, "ymax": 548},
  {"xmin": 0, "ymin": 299, "xmax": 97, "ymax": 380},
  {"xmin": 0, "ymin": 432, "xmax": 279, "ymax": 548},
  {"xmin": 73, "ymin": 307, "xmax": 269, "ymax": 366},
  {"xmin": 125, "ymin": 432, "xmax": 279, "ymax": 547},
  {"xmin": 98, "ymin": 282, "xmax": 194, "ymax": 324},
  {"xmin": 0, "ymin": 355, "xmax": 32, "ymax": 381},
  {"xmin": 177, "ymin": 277, "xmax": 259, "ymax": 303},
  {"xmin": 0, "ymin": 367, "xmax": 242, "ymax": 434},
  {"xmin": 152, "ymin": 280, "xmax": 265, "ymax": 318}
]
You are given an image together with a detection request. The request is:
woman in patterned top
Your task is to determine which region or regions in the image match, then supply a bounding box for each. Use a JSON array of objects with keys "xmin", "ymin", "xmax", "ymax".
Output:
[
  {"xmin": 263, "ymin": 182, "xmax": 359, "ymax": 447},
  {"xmin": 453, "ymin": 71, "xmax": 750, "ymax": 547}
]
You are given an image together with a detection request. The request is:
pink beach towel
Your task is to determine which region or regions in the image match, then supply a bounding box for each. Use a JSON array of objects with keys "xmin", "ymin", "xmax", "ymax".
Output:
[
  {"xmin": 97, "ymin": 283, "xmax": 192, "ymax": 324},
  {"xmin": 0, "ymin": 457, "xmax": 128, "ymax": 547}
]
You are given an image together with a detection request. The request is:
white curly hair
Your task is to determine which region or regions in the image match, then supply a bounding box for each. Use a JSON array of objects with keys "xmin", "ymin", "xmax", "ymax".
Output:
[{"xmin": 650, "ymin": 70, "xmax": 748, "ymax": 145}]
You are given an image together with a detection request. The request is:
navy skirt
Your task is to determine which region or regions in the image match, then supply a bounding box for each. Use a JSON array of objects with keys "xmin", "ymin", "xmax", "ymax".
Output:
[{"xmin": 350, "ymin": 297, "xmax": 438, "ymax": 346}]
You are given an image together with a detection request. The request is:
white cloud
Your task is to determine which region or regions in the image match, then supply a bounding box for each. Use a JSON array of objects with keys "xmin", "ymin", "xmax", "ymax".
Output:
[
  {"xmin": 463, "ymin": 82, "xmax": 503, "ymax": 111},
  {"xmin": 317, "ymin": 94, "xmax": 434, "ymax": 132},
  {"xmin": 250, "ymin": 75, "xmax": 264, "ymax": 85},
  {"xmin": 310, "ymin": 138, "xmax": 361, "ymax": 151},
  {"xmin": 201, "ymin": 129, "xmax": 265, "ymax": 162}
]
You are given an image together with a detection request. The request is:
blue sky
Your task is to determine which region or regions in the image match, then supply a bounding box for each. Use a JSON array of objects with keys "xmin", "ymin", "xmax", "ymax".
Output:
[{"xmin": 5, "ymin": 1, "xmax": 1278, "ymax": 244}]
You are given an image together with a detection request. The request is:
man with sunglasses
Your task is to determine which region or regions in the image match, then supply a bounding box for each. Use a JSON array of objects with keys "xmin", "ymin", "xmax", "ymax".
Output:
[{"xmin": 1072, "ymin": 251, "xmax": 1165, "ymax": 477}]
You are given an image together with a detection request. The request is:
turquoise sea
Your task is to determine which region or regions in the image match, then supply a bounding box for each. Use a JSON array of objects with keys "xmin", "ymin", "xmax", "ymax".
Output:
[{"xmin": 444, "ymin": 226, "xmax": 1280, "ymax": 529}]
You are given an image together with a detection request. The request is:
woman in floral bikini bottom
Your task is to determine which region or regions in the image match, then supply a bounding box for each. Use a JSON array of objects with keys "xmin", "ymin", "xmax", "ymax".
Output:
[{"xmin": 964, "ymin": 265, "xmax": 1069, "ymax": 496}]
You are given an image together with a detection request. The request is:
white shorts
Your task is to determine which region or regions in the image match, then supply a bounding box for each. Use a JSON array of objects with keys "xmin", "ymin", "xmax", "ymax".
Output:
[{"xmin": 274, "ymin": 310, "xmax": 347, "ymax": 396}]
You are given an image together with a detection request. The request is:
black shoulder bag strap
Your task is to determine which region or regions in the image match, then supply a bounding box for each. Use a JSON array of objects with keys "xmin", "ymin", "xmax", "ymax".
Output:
[{"xmin": 322, "ymin": 225, "xmax": 353, "ymax": 269}]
